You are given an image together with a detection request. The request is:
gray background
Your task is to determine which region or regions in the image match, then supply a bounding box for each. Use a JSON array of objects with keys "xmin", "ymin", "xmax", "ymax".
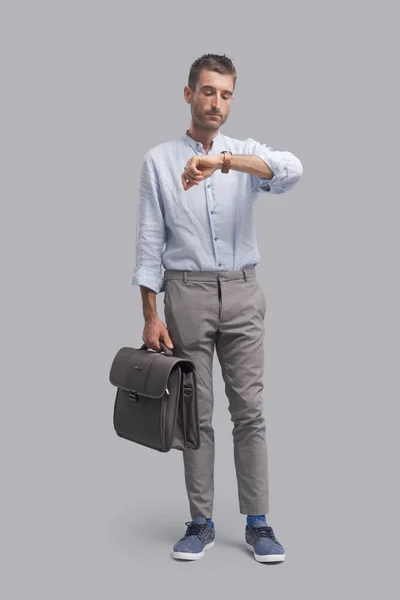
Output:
[{"xmin": 1, "ymin": 0, "xmax": 399, "ymax": 597}]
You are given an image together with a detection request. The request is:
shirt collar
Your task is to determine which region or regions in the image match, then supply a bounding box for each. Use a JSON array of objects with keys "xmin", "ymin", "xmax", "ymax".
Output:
[{"xmin": 182, "ymin": 130, "xmax": 224, "ymax": 154}]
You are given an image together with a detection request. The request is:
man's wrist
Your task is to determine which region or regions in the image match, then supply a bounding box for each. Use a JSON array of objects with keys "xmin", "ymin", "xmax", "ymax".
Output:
[
  {"xmin": 217, "ymin": 151, "xmax": 232, "ymax": 170},
  {"xmin": 144, "ymin": 313, "xmax": 158, "ymax": 322},
  {"xmin": 217, "ymin": 153, "xmax": 225, "ymax": 169}
]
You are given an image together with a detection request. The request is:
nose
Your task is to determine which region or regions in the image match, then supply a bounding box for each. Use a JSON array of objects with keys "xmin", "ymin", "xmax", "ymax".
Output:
[{"xmin": 211, "ymin": 95, "xmax": 222, "ymax": 110}]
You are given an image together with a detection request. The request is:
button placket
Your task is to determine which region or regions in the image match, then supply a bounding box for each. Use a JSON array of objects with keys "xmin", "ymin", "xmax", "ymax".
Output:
[{"xmin": 208, "ymin": 185, "xmax": 220, "ymax": 261}]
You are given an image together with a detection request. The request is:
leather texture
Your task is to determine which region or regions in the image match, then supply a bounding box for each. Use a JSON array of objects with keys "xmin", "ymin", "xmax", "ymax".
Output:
[
  {"xmin": 109, "ymin": 343, "xmax": 200, "ymax": 452},
  {"xmin": 220, "ymin": 150, "xmax": 231, "ymax": 173}
]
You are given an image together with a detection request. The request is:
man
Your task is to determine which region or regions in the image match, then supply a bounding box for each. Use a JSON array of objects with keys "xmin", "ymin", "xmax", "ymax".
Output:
[{"xmin": 132, "ymin": 54, "xmax": 303, "ymax": 562}]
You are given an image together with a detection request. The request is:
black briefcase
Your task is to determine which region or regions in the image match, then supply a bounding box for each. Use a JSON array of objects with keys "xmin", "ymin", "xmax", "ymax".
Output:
[{"xmin": 109, "ymin": 342, "xmax": 200, "ymax": 452}]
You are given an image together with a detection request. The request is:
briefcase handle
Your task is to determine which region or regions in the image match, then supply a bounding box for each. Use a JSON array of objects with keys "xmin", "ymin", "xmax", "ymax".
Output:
[{"xmin": 140, "ymin": 341, "xmax": 173, "ymax": 357}]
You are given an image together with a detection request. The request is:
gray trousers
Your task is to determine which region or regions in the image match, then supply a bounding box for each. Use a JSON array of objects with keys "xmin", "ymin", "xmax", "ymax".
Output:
[{"xmin": 163, "ymin": 267, "xmax": 270, "ymax": 519}]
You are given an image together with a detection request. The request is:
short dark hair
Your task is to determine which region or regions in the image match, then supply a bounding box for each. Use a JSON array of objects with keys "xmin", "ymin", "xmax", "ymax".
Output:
[{"xmin": 188, "ymin": 53, "xmax": 237, "ymax": 92}]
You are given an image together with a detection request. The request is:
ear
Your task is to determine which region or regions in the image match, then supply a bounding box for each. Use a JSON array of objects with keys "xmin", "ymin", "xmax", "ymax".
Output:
[{"xmin": 183, "ymin": 85, "xmax": 192, "ymax": 104}]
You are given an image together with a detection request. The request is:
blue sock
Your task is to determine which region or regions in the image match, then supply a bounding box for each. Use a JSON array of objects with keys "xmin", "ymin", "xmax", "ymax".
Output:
[
  {"xmin": 247, "ymin": 514, "xmax": 267, "ymax": 527},
  {"xmin": 206, "ymin": 518, "xmax": 214, "ymax": 528}
]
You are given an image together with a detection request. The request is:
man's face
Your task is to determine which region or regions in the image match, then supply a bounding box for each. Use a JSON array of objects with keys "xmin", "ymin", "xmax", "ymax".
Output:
[{"xmin": 184, "ymin": 69, "xmax": 235, "ymax": 132}]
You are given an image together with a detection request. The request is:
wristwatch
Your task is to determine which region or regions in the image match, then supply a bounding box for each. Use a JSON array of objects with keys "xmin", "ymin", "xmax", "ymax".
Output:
[{"xmin": 220, "ymin": 151, "xmax": 232, "ymax": 174}]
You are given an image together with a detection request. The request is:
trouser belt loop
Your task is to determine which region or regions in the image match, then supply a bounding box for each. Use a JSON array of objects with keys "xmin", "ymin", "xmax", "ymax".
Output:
[
  {"xmin": 242, "ymin": 269, "xmax": 248, "ymax": 281},
  {"xmin": 183, "ymin": 271, "xmax": 188, "ymax": 284}
]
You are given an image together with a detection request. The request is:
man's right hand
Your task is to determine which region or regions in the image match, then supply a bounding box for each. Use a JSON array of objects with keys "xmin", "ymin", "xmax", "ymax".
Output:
[{"xmin": 142, "ymin": 316, "xmax": 174, "ymax": 352}]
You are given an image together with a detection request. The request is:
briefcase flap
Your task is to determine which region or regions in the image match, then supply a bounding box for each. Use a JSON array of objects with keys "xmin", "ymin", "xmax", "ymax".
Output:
[{"xmin": 109, "ymin": 346, "xmax": 193, "ymax": 399}]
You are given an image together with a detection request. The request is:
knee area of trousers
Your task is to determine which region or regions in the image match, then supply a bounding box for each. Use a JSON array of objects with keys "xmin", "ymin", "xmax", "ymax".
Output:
[{"xmin": 232, "ymin": 413, "xmax": 266, "ymax": 431}]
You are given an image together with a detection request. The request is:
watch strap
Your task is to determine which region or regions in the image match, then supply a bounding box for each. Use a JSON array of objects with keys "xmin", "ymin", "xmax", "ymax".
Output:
[{"xmin": 221, "ymin": 151, "xmax": 231, "ymax": 174}]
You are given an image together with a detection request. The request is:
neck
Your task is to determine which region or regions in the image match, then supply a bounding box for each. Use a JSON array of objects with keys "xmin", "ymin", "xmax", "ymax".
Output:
[{"xmin": 186, "ymin": 125, "xmax": 219, "ymax": 154}]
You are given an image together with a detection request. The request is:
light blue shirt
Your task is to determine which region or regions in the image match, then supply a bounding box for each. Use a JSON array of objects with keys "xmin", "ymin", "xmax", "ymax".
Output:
[{"xmin": 132, "ymin": 130, "xmax": 303, "ymax": 294}]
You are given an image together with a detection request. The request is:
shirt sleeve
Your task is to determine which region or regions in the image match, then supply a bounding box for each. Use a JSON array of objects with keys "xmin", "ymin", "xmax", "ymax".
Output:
[
  {"xmin": 245, "ymin": 137, "xmax": 303, "ymax": 195},
  {"xmin": 131, "ymin": 153, "xmax": 166, "ymax": 294}
]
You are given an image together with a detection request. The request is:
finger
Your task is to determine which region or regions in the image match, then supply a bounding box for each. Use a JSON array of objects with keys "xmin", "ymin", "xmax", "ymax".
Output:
[
  {"xmin": 184, "ymin": 167, "xmax": 202, "ymax": 181},
  {"xmin": 186, "ymin": 158, "xmax": 199, "ymax": 170},
  {"xmin": 146, "ymin": 339, "xmax": 160, "ymax": 351},
  {"xmin": 182, "ymin": 176, "xmax": 191, "ymax": 191},
  {"xmin": 187, "ymin": 168, "xmax": 204, "ymax": 181},
  {"xmin": 182, "ymin": 173, "xmax": 199, "ymax": 190},
  {"xmin": 186, "ymin": 158, "xmax": 204, "ymax": 176},
  {"xmin": 182, "ymin": 173, "xmax": 191, "ymax": 190},
  {"xmin": 187, "ymin": 174, "xmax": 201, "ymax": 185},
  {"xmin": 183, "ymin": 179, "xmax": 196, "ymax": 191},
  {"xmin": 185, "ymin": 165, "xmax": 201, "ymax": 176},
  {"xmin": 188, "ymin": 164, "xmax": 203, "ymax": 177},
  {"xmin": 160, "ymin": 332, "xmax": 174, "ymax": 349}
]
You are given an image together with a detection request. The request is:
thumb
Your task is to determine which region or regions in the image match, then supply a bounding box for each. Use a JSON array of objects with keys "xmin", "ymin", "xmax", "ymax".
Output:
[{"xmin": 163, "ymin": 335, "xmax": 174, "ymax": 349}]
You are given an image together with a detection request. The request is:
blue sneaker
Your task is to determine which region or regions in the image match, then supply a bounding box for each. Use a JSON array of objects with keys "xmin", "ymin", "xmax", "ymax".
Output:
[
  {"xmin": 246, "ymin": 520, "xmax": 285, "ymax": 562},
  {"xmin": 172, "ymin": 516, "xmax": 215, "ymax": 561}
]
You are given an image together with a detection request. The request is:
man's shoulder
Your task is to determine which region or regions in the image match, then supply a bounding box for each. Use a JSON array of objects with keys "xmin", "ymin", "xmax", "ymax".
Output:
[
  {"xmin": 143, "ymin": 137, "xmax": 182, "ymax": 162},
  {"xmin": 223, "ymin": 135, "xmax": 257, "ymax": 146},
  {"xmin": 219, "ymin": 132, "xmax": 261, "ymax": 153}
]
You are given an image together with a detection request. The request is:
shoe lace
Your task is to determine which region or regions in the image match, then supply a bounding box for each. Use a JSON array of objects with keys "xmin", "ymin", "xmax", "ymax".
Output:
[
  {"xmin": 253, "ymin": 525, "xmax": 279, "ymax": 544},
  {"xmin": 184, "ymin": 521, "xmax": 207, "ymax": 538}
]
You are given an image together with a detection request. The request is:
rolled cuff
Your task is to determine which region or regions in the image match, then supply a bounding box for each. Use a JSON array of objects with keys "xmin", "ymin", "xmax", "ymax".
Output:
[
  {"xmin": 253, "ymin": 150, "xmax": 303, "ymax": 194},
  {"xmin": 132, "ymin": 266, "xmax": 165, "ymax": 294}
]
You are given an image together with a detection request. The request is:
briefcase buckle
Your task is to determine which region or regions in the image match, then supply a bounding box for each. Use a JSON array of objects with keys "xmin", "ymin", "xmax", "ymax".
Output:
[{"xmin": 128, "ymin": 391, "xmax": 138, "ymax": 402}]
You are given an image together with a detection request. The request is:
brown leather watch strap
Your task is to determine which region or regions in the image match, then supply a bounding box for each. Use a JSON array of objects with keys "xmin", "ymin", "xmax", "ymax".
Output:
[{"xmin": 221, "ymin": 151, "xmax": 231, "ymax": 174}]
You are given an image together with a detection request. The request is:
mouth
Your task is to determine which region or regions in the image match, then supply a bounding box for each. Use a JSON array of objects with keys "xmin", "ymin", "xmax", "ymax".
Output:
[{"xmin": 207, "ymin": 114, "xmax": 221, "ymax": 118}]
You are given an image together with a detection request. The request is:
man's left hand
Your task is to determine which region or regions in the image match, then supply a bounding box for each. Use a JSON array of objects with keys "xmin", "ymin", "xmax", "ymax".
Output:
[{"xmin": 181, "ymin": 155, "xmax": 222, "ymax": 191}]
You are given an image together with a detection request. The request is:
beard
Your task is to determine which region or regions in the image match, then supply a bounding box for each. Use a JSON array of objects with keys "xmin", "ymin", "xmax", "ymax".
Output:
[{"xmin": 191, "ymin": 104, "xmax": 226, "ymax": 130}]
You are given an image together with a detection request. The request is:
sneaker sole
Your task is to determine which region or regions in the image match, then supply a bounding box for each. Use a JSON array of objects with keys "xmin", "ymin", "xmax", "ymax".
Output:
[
  {"xmin": 246, "ymin": 542, "xmax": 285, "ymax": 563},
  {"xmin": 172, "ymin": 540, "xmax": 215, "ymax": 561}
]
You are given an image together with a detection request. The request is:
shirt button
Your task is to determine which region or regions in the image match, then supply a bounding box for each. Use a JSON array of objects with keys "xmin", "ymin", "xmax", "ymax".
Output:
[
  {"xmin": 214, "ymin": 237, "xmax": 217, "ymax": 240},
  {"xmin": 207, "ymin": 184, "xmax": 211, "ymax": 188},
  {"xmin": 211, "ymin": 211, "xmax": 215, "ymax": 214},
  {"xmin": 218, "ymin": 263, "xmax": 222, "ymax": 266}
]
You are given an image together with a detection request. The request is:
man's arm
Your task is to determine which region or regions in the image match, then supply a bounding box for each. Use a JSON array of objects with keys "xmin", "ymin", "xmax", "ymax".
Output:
[
  {"xmin": 140, "ymin": 285, "xmax": 158, "ymax": 320},
  {"xmin": 215, "ymin": 153, "xmax": 275, "ymax": 179},
  {"xmin": 132, "ymin": 153, "xmax": 166, "ymax": 295},
  {"xmin": 132, "ymin": 154, "xmax": 173, "ymax": 351},
  {"xmin": 239, "ymin": 137, "xmax": 303, "ymax": 194},
  {"xmin": 183, "ymin": 138, "xmax": 303, "ymax": 194},
  {"xmin": 140, "ymin": 284, "xmax": 174, "ymax": 351}
]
